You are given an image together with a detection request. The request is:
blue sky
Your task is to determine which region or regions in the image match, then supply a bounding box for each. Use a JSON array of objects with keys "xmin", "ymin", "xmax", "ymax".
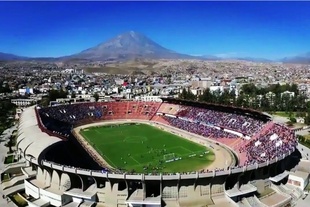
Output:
[{"xmin": 0, "ymin": 1, "xmax": 309, "ymax": 59}]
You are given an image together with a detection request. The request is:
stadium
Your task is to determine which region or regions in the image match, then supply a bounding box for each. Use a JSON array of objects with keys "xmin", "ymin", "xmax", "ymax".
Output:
[{"xmin": 13, "ymin": 98, "xmax": 302, "ymax": 207}]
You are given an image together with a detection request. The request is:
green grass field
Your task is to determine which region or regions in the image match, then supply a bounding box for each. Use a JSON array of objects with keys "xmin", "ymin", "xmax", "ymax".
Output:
[{"xmin": 80, "ymin": 123, "xmax": 215, "ymax": 173}]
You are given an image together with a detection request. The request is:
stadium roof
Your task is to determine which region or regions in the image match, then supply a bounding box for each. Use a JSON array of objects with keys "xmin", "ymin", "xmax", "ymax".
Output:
[{"xmin": 17, "ymin": 106, "xmax": 62, "ymax": 165}]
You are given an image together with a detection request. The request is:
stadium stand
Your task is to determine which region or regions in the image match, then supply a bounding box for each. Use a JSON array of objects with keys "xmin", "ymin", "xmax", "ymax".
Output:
[{"xmin": 10, "ymin": 99, "xmax": 300, "ymax": 207}]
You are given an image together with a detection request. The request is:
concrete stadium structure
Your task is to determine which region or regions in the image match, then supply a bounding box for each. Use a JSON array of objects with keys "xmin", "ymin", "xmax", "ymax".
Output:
[{"xmin": 3, "ymin": 99, "xmax": 303, "ymax": 207}]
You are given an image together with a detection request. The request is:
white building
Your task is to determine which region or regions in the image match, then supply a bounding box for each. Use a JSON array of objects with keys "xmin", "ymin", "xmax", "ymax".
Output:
[
  {"xmin": 281, "ymin": 91, "xmax": 295, "ymax": 98},
  {"xmin": 18, "ymin": 88, "xmax": 34, "ymax": 95},
  {"xmin": 11, "ymin": 99, "xmax": 36, "ymax": 107},
  {"xmin": 209, "ymin": 86, "xmax": 224, "ymax": 94},
  {"xmin": 136, "ymin": 96, "xmax": 162, "ymax": 102},
  {"xmin": 287, "ymin": 170, "xmax": 309, "ymax": 190}
]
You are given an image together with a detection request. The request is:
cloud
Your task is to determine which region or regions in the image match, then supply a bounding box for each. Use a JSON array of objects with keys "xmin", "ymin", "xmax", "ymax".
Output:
[{"xmin": 215, "ymin": 52, "xmax": 238, "ymax": 58}]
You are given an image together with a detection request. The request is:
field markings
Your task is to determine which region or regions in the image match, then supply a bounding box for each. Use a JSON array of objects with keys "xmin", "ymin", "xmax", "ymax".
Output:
[
  {"xmin": 178, "ymin": 146, "xmax": 194, "ymax": 153},
  {"xmin": 81, "ymin": 123, "xmax": 217, "ymax": 172},
  {"xmin": 124, "ymin": 136, "xmax": 148, "ymax": 143},
  {"xmin": 95, "ymin": 129, "xmax": 103, "ymax": 136},
  {"xmin": 130, "ymin": 156, "xmax": 141, "ymax": 165},
  {"xmin": 164, "ymin": 146, "xmax": 194, "ymax": 155},
  {"xmin": 99, "ymin": 152, "xmax": 118, "ymax": 168}
]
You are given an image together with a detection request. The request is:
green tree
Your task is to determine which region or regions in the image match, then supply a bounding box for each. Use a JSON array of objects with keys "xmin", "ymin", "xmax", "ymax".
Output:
[
  {"xmin": 48, "ymin": 89, "xmax": 68, "ymax": 101},
  {"xmin": 179, "ymin": 88, "xmax": 188, "ymax": 100},
  {"xmin": 240, "ymin": 83, "xmax": 258, "ymax": 95},
  {"xmin": 71, "ymin": 91, "xmax": 76, "ymax": 98},
  {"xmin": 236, "ymin": 94, "xmax": 245, "ymax": 107},
  {"xmin": 93, "ymin": 93, "xmax": 99, "ymax": 102},
  {"xmin": 221, "ymin": 90, "xmax": 232, "ymax": 105},
  {"xmin": 199, "ymin": 88, "xmax": 213, "ymax": 103},
  {"xmin": 179, "ymin": 88, "xmax": 196, "ymax": 101},
  {"xmin": 261, "ymin": 95, "xmax": 270, "ymax": 111},
  {"xmin": 186, "ymin": 89, "xmax": 196, "ymax": 101}
]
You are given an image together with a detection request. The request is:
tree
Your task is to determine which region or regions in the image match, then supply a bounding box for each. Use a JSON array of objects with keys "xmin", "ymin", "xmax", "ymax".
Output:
[
  {"xmin": 71, "ymin": 91, "xmax": 76, "ymax": 98},
  {"xmin": 220, "ymin": 90, "xmax": 232, "ymax": 105},
  {"xmin": 179, "ymin": 88, "xmax": 188, "ymax": 100},
  {"xmin": 199, "ymin": 88, "xmax": 213, "ymax": 103},
  {"xmin": 179, "ymin": 88, "xmax": 196, "ymax": 101},
  {"xmin": 290, "ymin": 83, "xmax": 299, "ymax": 95},
  {"xmin": 0, "ymin": 82, "xmax": 11, "ymax": 93},
  {"xmin": 305, "ymin": 115, "xmax": 310, "ymax": 125},
  {"xmin": 236, "ymin": 94, "xmax": 245, "ymax": 107},
  {"xmin": 261, "ymin": 95, "xmax": 270, "ymax": 111},
  {"xmin": 240, "ymin": 83, "xmax": 257, "ymax": 95},
  {"xmin": 186, "ymin": 89, "xmax": 196, "ymax": 101},
  {"xmin": 93, "ymin": 93, "xmax": 99, "ymax": 102},
  {"xmin": 290, "ymin": 117, "xmax": 297, "ymax": 123},
  {"xmin": 48, "ymin": 89, "xmax": 68, "ymax": 101}
]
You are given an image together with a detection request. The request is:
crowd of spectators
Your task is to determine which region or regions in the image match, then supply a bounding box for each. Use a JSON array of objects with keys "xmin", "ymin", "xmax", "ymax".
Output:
[
  {"xmin": 163, "ymin": 116, "xmax": 238, "ymax": 139},
  {"xmin": 37, "ymin": 101, "xmax": 297, "ymax": 170},
  {"xmin": 163, "ymin": 115, "xmax": 296, "ymax": 165},
  {"xmin": 176, "ymin": 106, "xmax": 265, "ymax": 136},
  {"xmin": 240, "ymin": 123, "xmax": 297, "ymax": 165}
]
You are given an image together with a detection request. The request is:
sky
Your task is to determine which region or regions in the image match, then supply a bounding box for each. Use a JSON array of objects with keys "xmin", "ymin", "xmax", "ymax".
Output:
[{"xmin": 0, "ymin": 1, "xmax": 309, "ymax": 60}]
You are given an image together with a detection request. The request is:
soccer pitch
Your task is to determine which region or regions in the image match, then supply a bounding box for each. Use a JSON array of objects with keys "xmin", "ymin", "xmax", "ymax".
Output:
[{"xmin": 80, "ymin": 123, "xmax": 215, "ymax": 173}]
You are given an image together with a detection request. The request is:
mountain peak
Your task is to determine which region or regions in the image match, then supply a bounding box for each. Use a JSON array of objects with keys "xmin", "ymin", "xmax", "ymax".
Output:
[
  {"xmin": 73, "ymin": 31, "xmax": 194, "ymax": 61},
  {"xmin": 113, "ymin": 31, "xmax": 150, "ymax": 44},
  {"xmin": 117, "ymin": 31, "xmax": 141, "ymax": 38}
]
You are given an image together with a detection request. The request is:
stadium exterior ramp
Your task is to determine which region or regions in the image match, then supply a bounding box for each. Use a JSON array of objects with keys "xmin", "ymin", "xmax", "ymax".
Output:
[{"xmin": 17, "ymin": 106, "xmax": 62, "ymax": 165}]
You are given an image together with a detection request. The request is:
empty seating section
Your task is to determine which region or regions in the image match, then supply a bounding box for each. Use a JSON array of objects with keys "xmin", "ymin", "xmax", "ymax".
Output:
[
  {"xmin": 39, "ymin": 101, "xmax": 161, "ymax": 126},
  {"xmin": 157, "ymin": 103, "xmax": 181, "ymax": 115}
]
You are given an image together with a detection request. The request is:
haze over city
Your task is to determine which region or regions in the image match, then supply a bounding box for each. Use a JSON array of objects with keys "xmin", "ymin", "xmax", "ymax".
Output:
[{"xmin": 0, "ymin": 1, "xmax": 310, "ymax": 59}]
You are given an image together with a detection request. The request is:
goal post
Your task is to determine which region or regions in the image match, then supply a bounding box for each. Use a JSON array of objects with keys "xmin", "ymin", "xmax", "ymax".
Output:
[{"xmin": 163, "ymin": 153, "xmax": 175, "ymax": 162}]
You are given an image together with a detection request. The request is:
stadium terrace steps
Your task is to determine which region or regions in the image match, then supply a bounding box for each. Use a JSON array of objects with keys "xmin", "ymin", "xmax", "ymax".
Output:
[
  {"xmin": 238, "ymin": 198, "xmax": 252, "ymax": 207},
  {"xmin": 209, "ymin": 194, "xmax": 238, "ymax": 207},
  {"xmin": 245, "ymin": 196, "xmax": 266, "ymax": 207},
  {"xmin": 3, "ymin": 183, "xmax": 25, "ymax": 195},
  {"xmin": 1, "ymin": 174, "xmax": 27, "ymax": 190},
  {"xmin": 21, "ymin": 166, "xmax": 37, "ymax": 178},
  {"xmin": 1, "ymin": 161, "xmax": 27, "ymax": 173}
]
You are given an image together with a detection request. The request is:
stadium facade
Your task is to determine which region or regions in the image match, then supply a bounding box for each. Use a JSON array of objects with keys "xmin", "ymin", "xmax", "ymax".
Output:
[{"xmin": 6, "ymin": 98, "xmax": 302, "ymax": 207}]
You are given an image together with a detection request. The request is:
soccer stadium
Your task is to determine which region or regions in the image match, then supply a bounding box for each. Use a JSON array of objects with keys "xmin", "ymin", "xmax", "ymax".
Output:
[{"xmin": 12, "ymin": 98, "xmax": 302, "ymax": 207}]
